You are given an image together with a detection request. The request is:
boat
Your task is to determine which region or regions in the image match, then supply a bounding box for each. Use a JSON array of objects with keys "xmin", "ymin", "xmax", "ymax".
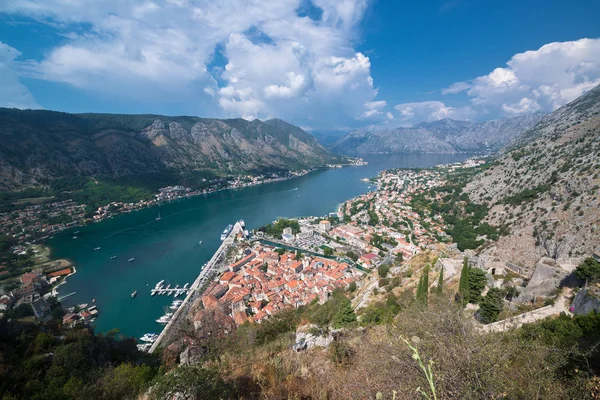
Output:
[
  {"xmin": 183, "ymin": 283, "xmax": 189, "ymax": 289},
  {"xmin": 198, "ymin": 240, "xmax": 203, "ymax": 245},
  {"xmin": 74, "ymin": 231, "xmax": 80, "ymax": 234},
  {"xmin": 73, "ymin": 236, "xmax": 78, "ymax": 239},
  {"xmin": 137, "ymin": 343, "xmax": 151, "ymax": 352},
  {"xmin": 94, "ymin": 246, "xmax": 101, "ymax": 251},
  {"xmin": 156, "ymin": 313, "xmax": 173, "ymax": 324},
  {"xmin": 156, "ymin": 211, "xmax": 161, "ymax": 221},
  {"xmin": 131, "ymin": 290, "xmax": 137, "ymax": 298},
  {"xmin": 220, "ymin": 224, "xmax": 233, "ymax": 240},
  {"xmin": 128, "ymin": 258, "xmax": 135, "ymax": 262},
  {"xmin": 155, "ymin": 280, "xmax": 165, "ymax": 289},
  {"xmin": 111, "ymin": 255, "xmax": 117, "ymax": 260},
  {"xmin": 140, "ymin": 333, "xmax": 158, "ymax": 343}
]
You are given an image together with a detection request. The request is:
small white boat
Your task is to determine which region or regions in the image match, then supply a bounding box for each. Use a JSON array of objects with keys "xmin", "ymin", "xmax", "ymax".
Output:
[
  {"xmin": 111, "ymin": 255, "xmax": 117, "ymax": 260},
  {"xmin": 131, "ymin": 290, "xmax": 137, "ymax": 298},
  {"xmin": 94, "ymin": 247, "xmax": 101, "ymax": 251},
  {"xmin": 128, "ymin": 258, "xmax": 135, "ymax": 262},
  {"xmin": 73, "ymin": 236, "xmax": 78, "ymax": 239},
  {"xmin": 156, "ymin": 211, "xmax": 161, "ymax": 221},
  {"xmin": 199, "ymin": 240, "xmax": 203, "ymax": 245},
  {"xmin": 137, "ymin": 343, "xmax": 151, "ymax": 352},
  {"xmin": 140, "ymin": 333, "xmax": 158, "ymax": 343}
]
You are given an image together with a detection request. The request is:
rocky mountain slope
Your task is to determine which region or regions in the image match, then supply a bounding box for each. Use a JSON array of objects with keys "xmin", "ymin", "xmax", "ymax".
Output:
[
  {"xmin": 330, "ymin": 114, "xmax": 543, "ymax": 155},
  {"xmin": 0, "ymin": 109, "xmax": 335, "ymax": 190},
  {"xmin": 465, "ymin": 84, "xmax": 600, "ymax": 270}
]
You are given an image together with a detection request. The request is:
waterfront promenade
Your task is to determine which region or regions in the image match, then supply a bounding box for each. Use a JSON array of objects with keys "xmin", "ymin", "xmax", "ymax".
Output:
[{"xmin": 149, "ymin": 221, "xmax": 243, "ymax": 353}]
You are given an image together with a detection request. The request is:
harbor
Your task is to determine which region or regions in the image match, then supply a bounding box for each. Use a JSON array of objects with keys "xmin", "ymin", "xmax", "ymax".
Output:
[{"xmin": 147, "ymin": 220, "xmax": 245, "ymax": 352}]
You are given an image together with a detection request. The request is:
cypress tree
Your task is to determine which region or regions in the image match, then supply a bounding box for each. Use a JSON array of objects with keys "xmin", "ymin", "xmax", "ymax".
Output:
[
  {"xmin": 416, "ymin": 266, "xmax": 429, "ymax": 305},
  {"xmin": 479, "ymin": 288, "xmax": 504, "ymax": 323},
  {"xmin": 458, "ymin": 257, "xmax": 470, "ymax": 304},
  {"xmin": 416, "ymin": 275, "xmax": 423, "ymax": 302},
  {"xmin": 422, "ymin": 265, "xmax": 429, "ymax": 305},
  {"xmin": 436, "ymin": 267, "xmax": 444, "ymax": 295}
]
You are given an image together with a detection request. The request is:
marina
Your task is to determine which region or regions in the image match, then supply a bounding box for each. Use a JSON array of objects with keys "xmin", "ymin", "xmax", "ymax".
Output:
[
  {"xmin": 150, "ymin": 282, "xmax": 190, "ymax": 297},
  {"xmin": 148, "ymin": 220, "xmax": 244, "ymax": 353}
]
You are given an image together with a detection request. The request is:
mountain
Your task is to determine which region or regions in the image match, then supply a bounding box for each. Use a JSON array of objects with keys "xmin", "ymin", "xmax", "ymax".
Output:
[
  {"xmin": 308, "ymin": 130, "xmax": 348, "ymax": 147},
  {"xmin": 465, "ymin": 84, "xmax": 600, "ymax": 269},
  {"xmin": 0, "ymin": 109, "xmax": 336, "ymax": 191},
  {"xmin": 329, "ymin": 114, "xmax": 544, "ymax": 155}
]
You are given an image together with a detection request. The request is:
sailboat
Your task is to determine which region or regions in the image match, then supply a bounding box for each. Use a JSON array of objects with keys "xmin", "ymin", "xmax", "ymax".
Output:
[
  {"xmin": 94, "ymin": 242, "xmax": 101, "ymax": 251},
  {"xmin": 156, "ymin": 211, "xmax": 161, "ymax": 221}
]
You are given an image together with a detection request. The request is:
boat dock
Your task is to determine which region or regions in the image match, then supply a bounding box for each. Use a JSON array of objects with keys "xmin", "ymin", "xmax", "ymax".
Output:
[
  {"xmin": 150, "ymin": 285, "xmax": 190, "ymax": 297},
  {"xmin": 148, "ymin": 220, "xmax": 244, "ymax": 353}
]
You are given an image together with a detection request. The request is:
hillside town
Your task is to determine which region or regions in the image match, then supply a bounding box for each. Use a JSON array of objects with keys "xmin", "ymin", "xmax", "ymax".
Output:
[{"xmin": 200, "ymin": 245, "xmax": 363, "ymax": 326}]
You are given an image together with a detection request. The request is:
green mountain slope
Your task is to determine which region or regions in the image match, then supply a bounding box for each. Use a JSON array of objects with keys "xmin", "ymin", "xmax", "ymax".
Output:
[{"xmin": 0, "ymin": 109, "xmax": 336, "ymax": 191}]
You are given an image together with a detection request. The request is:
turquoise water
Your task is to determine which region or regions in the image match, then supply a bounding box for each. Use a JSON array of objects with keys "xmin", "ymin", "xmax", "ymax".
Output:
[{"xmin": 48, "ymin": 154, "xmax": 470, "ymax": 339}]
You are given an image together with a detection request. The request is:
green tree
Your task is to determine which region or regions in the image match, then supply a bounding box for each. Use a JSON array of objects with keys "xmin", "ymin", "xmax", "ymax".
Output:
[
  {"xmin": 574, "ymin": 257, "xmax": 600, "ymax": 282},
  {"xmin": 458, "ymin": 257, "xmax": 470, "ymax": 305},
  {"xmin": 416, "ymin": 266, "xmax": 429, "ymax": 305},
  {"xmin": 347, "ymin": 282, "xmax": 357, "ymax": 293},
  {"xmin": 323, "ymin": 247, "xmax": 333, "ymax": 256},
  {"xmin": 479, "ymin": 288, "xmax": 504, "ymax": 323},
  {"xmin": 436, "ymin": 267, "xmax": 444, "ymax": 295},
  {"xmin": 395, "ymin": 252, "xmax": 404, "ymax": 265},
  {"xmin": 378, "ymin": 264, "xmax": 390, "ymax": 278},
  {"xmin": 259, "ymin": 263, "xmax": 268, "ymax": 272},
  {"xmin": 466, "ymin": 268, "xmax": 487, "ymax": 304},
  {"xmin": 332, "ymin": 297, "xmax": 357, "ymax": 328}
]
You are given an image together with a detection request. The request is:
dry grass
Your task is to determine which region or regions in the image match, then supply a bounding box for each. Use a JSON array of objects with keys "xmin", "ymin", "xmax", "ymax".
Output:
[{"xmin": 212, "ymin": 298, "xmax": 589, "ymax": 399}]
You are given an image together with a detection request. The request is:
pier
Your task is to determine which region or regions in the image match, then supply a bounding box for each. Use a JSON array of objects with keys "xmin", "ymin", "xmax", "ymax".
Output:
[
  {"xmin": 150, "ymin": 286, "xmax": 191, "ymax": 297},
  {"xmin": 148, "ymin": 220, "xmax": 244, "ymax": 353}
]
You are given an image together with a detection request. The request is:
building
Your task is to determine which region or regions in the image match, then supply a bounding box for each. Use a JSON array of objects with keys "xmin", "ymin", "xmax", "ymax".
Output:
[
  {"xmin": 283, "ymin": 227, "xmax": 293, "ymax": 236},
  {"xmin": 31, "ymin": 298, "xmax": 51, "ymax": 321},
  {"xmin": 319, "ymin": 220, "xmax": 331, "ymax": 232}
]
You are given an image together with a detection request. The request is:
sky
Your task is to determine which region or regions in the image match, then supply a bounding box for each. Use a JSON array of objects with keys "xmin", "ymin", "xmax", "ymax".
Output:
[{"xmin": 1, "ymin": 0, "xmax": 599, "ymax": 131}]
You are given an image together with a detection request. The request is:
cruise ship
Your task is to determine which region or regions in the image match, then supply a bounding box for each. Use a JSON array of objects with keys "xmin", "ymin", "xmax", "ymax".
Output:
[{"xmin": 220, "ymin": 224, "xmax": 233, "ymax": 240}]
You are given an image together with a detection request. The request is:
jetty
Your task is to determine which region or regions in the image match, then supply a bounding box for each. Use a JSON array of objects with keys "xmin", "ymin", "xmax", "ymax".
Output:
[
  {"xmin": 149, "ymin": 220, "xmax": 243, "ymax": 353},
  {"xmin": 150, "ymin": 283, "xmax": 191, "ymax": 297}
]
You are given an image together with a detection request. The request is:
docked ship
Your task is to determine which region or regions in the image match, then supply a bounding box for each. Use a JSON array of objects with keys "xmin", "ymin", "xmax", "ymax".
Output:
[{"xmin": 220, "ymin": 224, "xmax": 233, "ymax": 240}]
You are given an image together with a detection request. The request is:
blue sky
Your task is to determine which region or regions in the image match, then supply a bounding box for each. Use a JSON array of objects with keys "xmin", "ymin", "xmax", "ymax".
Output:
[{"xmin": 1, "ymin": 0, "xmax": 599, "ymax": 130}]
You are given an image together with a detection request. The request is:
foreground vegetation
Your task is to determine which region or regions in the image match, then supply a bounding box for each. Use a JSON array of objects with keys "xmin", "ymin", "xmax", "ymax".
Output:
[{"xmin": 0, "ymin": 319, "xmax": 161, "ymax": 400}]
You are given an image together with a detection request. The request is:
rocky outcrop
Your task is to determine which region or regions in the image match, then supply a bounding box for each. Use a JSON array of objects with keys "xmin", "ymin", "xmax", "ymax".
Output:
[
  {"xmin": 330, "ymin": 114, "xmax": 543, "ymax": 155},
  {"xmin": 571, "ymin": 285, "xmax": 600, "ymax": 315},
  {"xmin": 295, "ymin": 324, "xmax": 334, "ymax": 350}
]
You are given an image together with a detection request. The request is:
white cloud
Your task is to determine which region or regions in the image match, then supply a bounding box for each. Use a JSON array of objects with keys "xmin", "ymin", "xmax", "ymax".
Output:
[
  {"xmin": 444, "ymin": 38, "xmax": 600, "ymax": 115},
  {"xmin": 0, "ymin": 41, "xmax": 40, "ymax": 109},
  {"xmin": 394, "ymin": 101, "xmax": 475, "ymax": 125},
  {"xmin": 501, "ymin": 97, "xmax": 541, "ymax": 115},
  {"xmin": 0, "ymin": 0, "xmax": 386, "ymax": 129},
  {"xmin": 441, "ymin": 81, "xmax": 470, "ymax": 95}
]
